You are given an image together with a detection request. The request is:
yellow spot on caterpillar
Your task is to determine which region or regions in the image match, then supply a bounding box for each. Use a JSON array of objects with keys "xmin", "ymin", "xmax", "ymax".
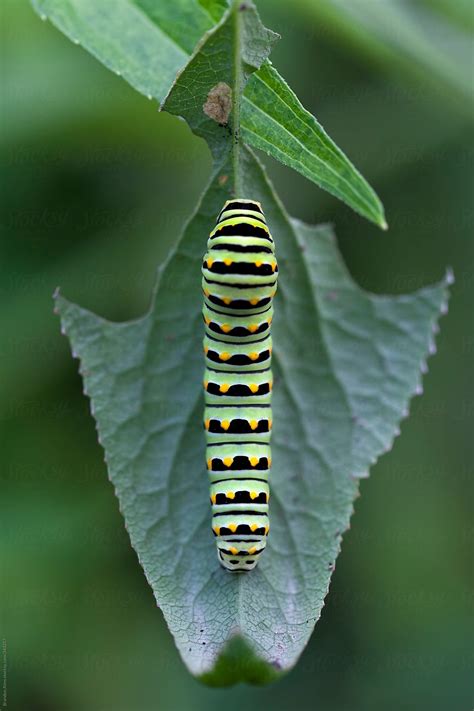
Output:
[
  {"xmin": 204, "ymin": 419, "xmax": 210, "ymax": 430},
  {"xmin": 221, "ymin": 323, "xmax": 231, "ymax": 333},
  {"xmin": 249, "ymin": 420, "xmax": 258, "ymax": 430},
  {"xmin": 248, "ymin": 546, "xmax": 257, "ymax": 555},
  {"xmin": 205, "ymin": 317, "xmax": 211, "ymax": 325},
  {"xmin": 269, "ymin": 346, "xmax": 273, "ymax": 355},
  {"xmin": 223, "ymin": 297, "xmax": 232, "ymax": 305},
  {"xmin": 207, "ymin": 258, "xmax": 214, "ymax": 268},
  {"xmin": 249, "ymin": 384, "xmax": 259, "ymax": 393},
  {"xmin": 226, "ymin": 491, "xmax": 235, "ymax": 499},
  {"xmin": 229, "ymin": 546, "xmax": 238, "ymax": 555},
  {"xmin": 207, "ymin": 458, "xmax": 213, "ymax": 470},
  {"xmin": 204, "ymin": 346, "xmax": 209, "ymax": 354},
  {"xmin": 250, "ymin": 491, "xmax": 258, "ymax": 500},
  {"xmin": 204, "ymin": 289, "xmax": 210, "ymax": 297},
  {"xmin": 228, "ymin": 523, "xmax": 237, "ymax": 533},
  {"xmin": 219, "ymin": 352, "xmax": 231, "ymax": 361},
  {"xmin": 268, "ymin": 419, "xmax": 272, "ymax": 429},
  {"xmin": 203, "ymin": 380, "xmax": 208, "ymax": 388},
  {"xmin": 210, "ymin": 493, "xmax": 216, "ymax": 504},
  {"xmin": 271, "ymin": 263, "xmax": 277, "ymax": 272},
  {"xmin": 255, "ymin": 260, "xmax": 262, "ymax": 268},
  {"xmin": 248, "ymin": 324, "xmax": 258, "ymax": 333},
  {"xmin": 221, "ymin": 420, "xmax": 230, "ymax": 431},
  {"xmin": 269, "ymin": 381, "xmax": 273, "ymax": 391},
  {"xmin": 271, "ymin": 290, "xmax": 276, "ymax": 297},
  {"xmin": 248, "ymin": 352, "xmax": 259, "ymax": 361},
  {"xmin": 250, "ymin": 523, "xmax": 258, "ymax": 532},
  {"xmin": 264, "ymin": 525, "xmax": 269, "ymax": 535},
  {"xmin": 213, "ymin": 526, "xmax": 220, "ymax": 535},
  {"xmin": 223, "ymin": 457, "xmax": 233, "ymax": 467},
  {"xmin": 250, "ymin": 298, "xmax": 259, "ymax": 306},
  {"xmin": 249, "ymin": 456, "xmax": 259, "ymax": 467},
  {"xmin": 223, "ymin": 258, "xmax": 232, "ymax": 266},
  {"xmin": 268, "ymin": 457, "xmax": 272, "ymax": 467},
  {"xmin": 267, "ymin": 317, "xmax": 272, "ymax": 325},
  {"xmin": 219, "ymin": 383, "xmax": 230, "ymax": 393}
]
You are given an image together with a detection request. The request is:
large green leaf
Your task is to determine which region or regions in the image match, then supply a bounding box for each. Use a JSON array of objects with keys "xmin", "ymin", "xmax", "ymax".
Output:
[
  {"xmin": 55, "ymin": 145, "xmax": 448, "ymax": 683},
  {"xmin": 31, "ymin": 0, "xmax": 386, "ymax": 227}
]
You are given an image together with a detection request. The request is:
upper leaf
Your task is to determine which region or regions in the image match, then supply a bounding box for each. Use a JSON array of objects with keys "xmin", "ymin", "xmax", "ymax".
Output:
[
  {"xmin": 162, "ymin": 1, "xmax": 278, "ymax": 162},
  {"xmin": 55, "ymin": 145, "xmax": 449, "ymax": 683},
  {"xmin": 242, "ymin": 62, "xmax": 387, "ymax": 228},
  {"xmin": 31, "ymin": 0, "xmax": 386, "ymax": 227}
]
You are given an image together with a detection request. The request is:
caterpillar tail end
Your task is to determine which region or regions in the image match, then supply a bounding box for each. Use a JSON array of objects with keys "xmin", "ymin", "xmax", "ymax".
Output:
[{"xmin": 217, "ymin": 547, "xmax": 260, "ymax": 572}]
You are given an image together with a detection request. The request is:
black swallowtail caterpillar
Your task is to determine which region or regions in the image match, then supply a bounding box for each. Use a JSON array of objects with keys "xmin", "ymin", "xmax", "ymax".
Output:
[{"xmin": 202, "ymin": 199, "xmax": 278, "ymax": 571}]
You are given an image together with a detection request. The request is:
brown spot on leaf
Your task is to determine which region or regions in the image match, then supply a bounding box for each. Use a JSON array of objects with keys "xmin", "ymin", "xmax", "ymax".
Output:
[
  {"xmin": 203, "ymin": 82, "xmax": 232, "ymax": 125},
  {"xmin": 218, "ymin": 175, "xmax": 229, "ymax": 186}
]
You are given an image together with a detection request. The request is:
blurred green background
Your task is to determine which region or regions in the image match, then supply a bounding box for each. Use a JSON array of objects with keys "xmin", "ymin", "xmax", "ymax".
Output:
[{"xmin": 2, "ymin": 1, "xmax": 473, "ymax": 709}]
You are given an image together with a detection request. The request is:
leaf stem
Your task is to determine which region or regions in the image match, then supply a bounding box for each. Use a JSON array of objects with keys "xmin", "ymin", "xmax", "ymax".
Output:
[{"xmin": 232, "ymin": 0, "xmax": 243, "ymax": 197}]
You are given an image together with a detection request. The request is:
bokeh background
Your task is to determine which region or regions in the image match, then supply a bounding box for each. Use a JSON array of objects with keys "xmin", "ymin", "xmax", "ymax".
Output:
[{"xmin": 2, "ymin": 1, "xmax": 473, "ymax": 709}]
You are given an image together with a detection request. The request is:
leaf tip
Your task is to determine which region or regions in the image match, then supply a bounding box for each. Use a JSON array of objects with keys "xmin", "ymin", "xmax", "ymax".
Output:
[{"xmin": 197, "ymin": 635, "xmax": 284, "ymax": 687}]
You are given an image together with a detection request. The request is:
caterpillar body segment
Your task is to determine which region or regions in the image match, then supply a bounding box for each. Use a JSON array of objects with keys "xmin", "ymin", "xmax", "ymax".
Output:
[{"xmin": 202, "ymin": 199, "xmax": 277, "ymax": 572}]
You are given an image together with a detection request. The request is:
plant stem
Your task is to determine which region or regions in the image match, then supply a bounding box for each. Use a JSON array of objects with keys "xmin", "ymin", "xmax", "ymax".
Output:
[{"xmin": 232, "ymin": 0, "xmax": 243, "ymax": 197}]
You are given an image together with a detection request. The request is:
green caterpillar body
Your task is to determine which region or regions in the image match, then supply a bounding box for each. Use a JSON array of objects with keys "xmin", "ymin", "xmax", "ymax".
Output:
[{"xmin": 202, "ymin": 199, "xmax": 278, "ymax": 571}]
